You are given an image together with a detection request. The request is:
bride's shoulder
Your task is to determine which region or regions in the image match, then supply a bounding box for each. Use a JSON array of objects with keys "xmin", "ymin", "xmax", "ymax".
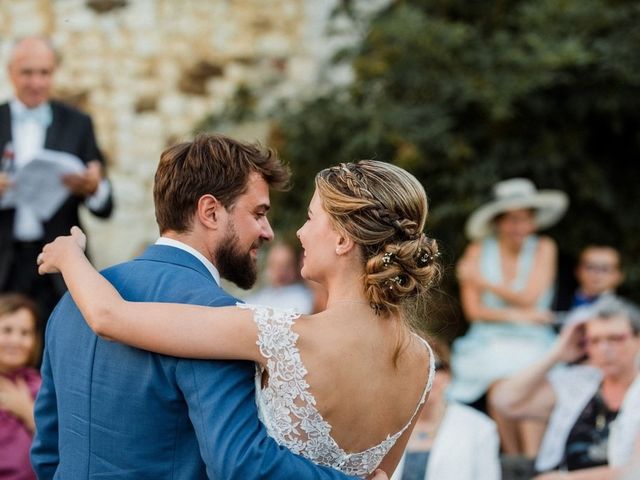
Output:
[
  {"xmin": 237, "ymin": 302, "xmax": 304, "ymax": 318},
  {"xmin": 290, "ymin": 310, "xmax": 340, "ymax": 351},
  {"xmin": 404, "ymin": 334, "xmax": 434, "ymax": 370}
]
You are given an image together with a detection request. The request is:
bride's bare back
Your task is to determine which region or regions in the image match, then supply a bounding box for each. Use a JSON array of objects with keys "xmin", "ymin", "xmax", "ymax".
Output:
[{"xmin": 293, "ymin": 306, "xmax": 431, "ymax": 454}]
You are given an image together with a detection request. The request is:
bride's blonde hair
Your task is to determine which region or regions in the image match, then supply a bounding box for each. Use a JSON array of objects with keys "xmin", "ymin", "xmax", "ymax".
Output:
[{"xmin": 315, "ymin": 160, "xmax": 441, "ymax": 319}]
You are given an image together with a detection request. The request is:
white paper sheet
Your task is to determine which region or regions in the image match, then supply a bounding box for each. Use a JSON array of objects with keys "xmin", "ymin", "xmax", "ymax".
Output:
[{"xmin": 0, "ymin": 149, "xmax": 86, "ymax": 220}]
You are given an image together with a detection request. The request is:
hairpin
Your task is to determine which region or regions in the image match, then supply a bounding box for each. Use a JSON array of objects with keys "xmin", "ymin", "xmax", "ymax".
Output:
[
  {"xmin": 382, "ymin": 252, "xmax": 395, "ymax": 268},
  {"xmin": 416, "ymin": 249, "xmax": 440, "ymax": 268},
  {"xmin": 387, "ymin": 275, "xmax": 406, "ymax": 290}
]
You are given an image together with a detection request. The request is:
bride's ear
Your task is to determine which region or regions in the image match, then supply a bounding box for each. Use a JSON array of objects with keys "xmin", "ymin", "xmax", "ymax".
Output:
[{"xmin": 334, "ymin": 232, "xmax": 356, "ymax": 256}]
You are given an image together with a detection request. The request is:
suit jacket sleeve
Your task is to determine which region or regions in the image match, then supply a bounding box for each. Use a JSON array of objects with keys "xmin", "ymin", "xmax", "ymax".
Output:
[
  {"xmin": 176, "ymin": 358, "xmax": 358, "ymax": 480},
  {"xmin": 78, "ymin": 115, "xmax": 113, "ymax": 219},
  {"xmin": 30, "ymin": 336, "xmax": 60, "ymax": 479}
]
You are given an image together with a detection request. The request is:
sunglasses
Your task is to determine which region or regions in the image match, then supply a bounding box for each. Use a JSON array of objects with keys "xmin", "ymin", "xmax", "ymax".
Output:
[{"xmin": 434, "ymin": 360, "xmax": 450, "ymax": 371}]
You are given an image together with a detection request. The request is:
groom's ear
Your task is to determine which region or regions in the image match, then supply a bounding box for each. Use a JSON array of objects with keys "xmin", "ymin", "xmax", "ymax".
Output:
[{"xmin": 196, "ymin": 194, "xmax": 223, "ymax": 229}]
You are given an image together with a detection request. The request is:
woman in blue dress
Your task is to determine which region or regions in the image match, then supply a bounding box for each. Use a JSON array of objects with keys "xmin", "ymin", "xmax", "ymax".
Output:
[{"xmin": 448, "ymin": 178, "xmax": 568, "ymax": 457}]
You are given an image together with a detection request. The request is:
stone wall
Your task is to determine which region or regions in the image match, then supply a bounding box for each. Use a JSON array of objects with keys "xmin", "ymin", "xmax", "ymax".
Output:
[{"xmin": 0, "ymin": 0, "xmax": 372, "ymax": 267}]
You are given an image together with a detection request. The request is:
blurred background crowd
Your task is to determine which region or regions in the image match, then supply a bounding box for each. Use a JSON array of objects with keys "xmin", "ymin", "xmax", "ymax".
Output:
[{"xmin": 1, "ymin": 1, "xmax": 640, "ymax": 479}]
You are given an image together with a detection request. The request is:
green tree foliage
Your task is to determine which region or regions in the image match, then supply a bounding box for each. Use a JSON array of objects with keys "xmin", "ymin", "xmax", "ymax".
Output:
[{"xmin": 267, "ymin": 0, "xmax": 640, "ymax": 333}]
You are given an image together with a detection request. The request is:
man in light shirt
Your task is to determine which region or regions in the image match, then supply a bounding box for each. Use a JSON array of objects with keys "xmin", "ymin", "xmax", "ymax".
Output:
[{"xmin": 0, "ymin": 36, "xmax": 113, "ymax": 325}]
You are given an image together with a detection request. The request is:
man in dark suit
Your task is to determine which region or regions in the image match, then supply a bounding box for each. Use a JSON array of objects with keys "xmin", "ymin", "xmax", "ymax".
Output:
[
  {"xmin": 0, "ymin": 36, "xmax": 113, "ymax": 323},
  {"xmin": 31, "ymin": 133, "xmax": 372, "ymax": 479}
]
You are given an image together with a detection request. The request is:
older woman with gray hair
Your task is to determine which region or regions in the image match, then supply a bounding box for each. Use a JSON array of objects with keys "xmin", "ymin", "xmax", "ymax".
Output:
[{"xmin": 490, "ymin": 295, "xmax": 640, "ymax": 479}]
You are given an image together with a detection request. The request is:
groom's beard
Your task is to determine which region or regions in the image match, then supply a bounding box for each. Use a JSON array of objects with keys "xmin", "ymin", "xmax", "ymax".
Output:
[{"xmin": 214, "ymin": 223, "xmax": 259, "ymax": 290}]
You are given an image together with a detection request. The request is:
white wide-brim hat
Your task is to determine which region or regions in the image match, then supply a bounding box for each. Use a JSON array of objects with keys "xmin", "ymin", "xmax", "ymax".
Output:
[{"xmin": 465, "ymin": 178, "xmax": 569, "ymax": 240}]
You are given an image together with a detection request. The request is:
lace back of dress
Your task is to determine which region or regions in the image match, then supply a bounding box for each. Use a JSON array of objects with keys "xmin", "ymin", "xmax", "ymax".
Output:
[{"xmin": 240, "ymin": 303, "xmax": 435, "ymax": 476}]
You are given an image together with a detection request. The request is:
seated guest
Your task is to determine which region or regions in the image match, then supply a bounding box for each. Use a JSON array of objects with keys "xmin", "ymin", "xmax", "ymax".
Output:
[
  {"xmin": 0, "ymin": 293, "xmax": 41, "ymax": 480},
  {"xmin": 392, "ymin": 340, "xmax": 501, "ymax": 480},
  {"xmin": 450, "ymin": 178, "xmax": 568, "ymax": 456},
  {"xmin": 490, "ymin": 295, "xmax": 640, "ymax": 479},
  {"xmin": 554, "ymin": 244, "xmax": 624, "ymax": 331},
  {"xmin": 571, "ymin": 244, "xmax": 624, "ymax": 308}
]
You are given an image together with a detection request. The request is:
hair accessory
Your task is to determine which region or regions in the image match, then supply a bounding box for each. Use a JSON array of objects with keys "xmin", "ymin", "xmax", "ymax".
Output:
[
  {"xmin": 417, "ymin": 249, "xmax": 440, "ymax": 268},
  {"xmin": 382, "ymin": 252, "xmax": 396, "ymax": 268},
  {"xmin": 387, "ymin": 275, "xmax": 406, "ymax": 290}
]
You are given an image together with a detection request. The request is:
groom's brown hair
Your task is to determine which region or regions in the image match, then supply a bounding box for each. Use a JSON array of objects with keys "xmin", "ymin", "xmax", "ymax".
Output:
[{"xmin": 154, "ymin": 133, "xmax": 290, "ymax": 233}]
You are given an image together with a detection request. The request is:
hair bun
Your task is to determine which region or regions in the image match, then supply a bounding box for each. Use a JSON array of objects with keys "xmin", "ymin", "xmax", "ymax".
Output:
[{"xmin": 364, "ymin": 234, "xmax": 442, "ymax": 315}]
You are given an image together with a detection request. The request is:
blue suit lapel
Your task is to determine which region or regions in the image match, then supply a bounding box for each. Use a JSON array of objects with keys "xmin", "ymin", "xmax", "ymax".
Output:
[{"xmin": 136, "ymin": 245, "xmax": 217, "ymax": 285}]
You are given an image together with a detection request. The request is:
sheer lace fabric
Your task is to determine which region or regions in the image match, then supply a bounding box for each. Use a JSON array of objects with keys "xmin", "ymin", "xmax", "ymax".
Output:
[{"xmin": 239, "ymin": 303, "xmax": 435, "ymax": 477}]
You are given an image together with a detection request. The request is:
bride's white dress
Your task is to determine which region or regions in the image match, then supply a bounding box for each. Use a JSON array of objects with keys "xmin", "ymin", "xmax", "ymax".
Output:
[{"xmin": 238, "ymin": 304, "xmax": 435, "ymax": 477}]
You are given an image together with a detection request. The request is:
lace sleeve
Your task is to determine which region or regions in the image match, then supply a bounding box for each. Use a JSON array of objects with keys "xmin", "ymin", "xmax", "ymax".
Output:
[
  {"xmin": 236, "ymin": 303, "xmax": 316, "ymax": 454},
  {"xmin": 237, "ymin": 303, "xmax": 302, "ymax": 364}
]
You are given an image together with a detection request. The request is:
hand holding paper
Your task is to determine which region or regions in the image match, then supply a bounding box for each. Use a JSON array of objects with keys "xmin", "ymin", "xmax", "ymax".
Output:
[{"xmin": 62, "ymin": 160, "xmax": 102, "ymax": 197}]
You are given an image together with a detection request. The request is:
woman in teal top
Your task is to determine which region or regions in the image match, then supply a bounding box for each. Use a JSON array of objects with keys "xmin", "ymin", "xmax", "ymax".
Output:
[{"xmin": 449, "ymin": 178, "xmax": 568, "ymax": 458}]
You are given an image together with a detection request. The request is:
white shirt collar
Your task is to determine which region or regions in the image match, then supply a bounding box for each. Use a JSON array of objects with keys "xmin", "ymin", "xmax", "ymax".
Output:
[
  {"xmin": 10, "ymin": 98, "xmax": 28, "ymax": 115},
  {"xmin": 155, "ymin": 237, "xmax": 221, "ymax": 285},
  {"xmin": 9, "ymin": 98, "xmax": 50, "ymax": 115}
]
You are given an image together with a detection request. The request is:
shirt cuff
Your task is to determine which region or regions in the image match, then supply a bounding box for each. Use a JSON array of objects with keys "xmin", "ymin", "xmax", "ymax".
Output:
[{"xmin": 85, "ymin": 179, "xmax": 111, "ymax": 211}]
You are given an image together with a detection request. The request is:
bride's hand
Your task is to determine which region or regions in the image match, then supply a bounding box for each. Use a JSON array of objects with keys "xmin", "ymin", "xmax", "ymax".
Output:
[
  {"xmin": 368, "ymin": 469, "xmax": 389, "ymax": 480},
  {"xmin": 37, "ymin": 226, "xmax": 87, "ymax": 274}
]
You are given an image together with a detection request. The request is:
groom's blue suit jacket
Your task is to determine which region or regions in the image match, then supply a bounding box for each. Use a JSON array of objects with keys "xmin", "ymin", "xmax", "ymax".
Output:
[{"xmin": 31, "ymin": 245, "xmax": 354, "ymax": 479}]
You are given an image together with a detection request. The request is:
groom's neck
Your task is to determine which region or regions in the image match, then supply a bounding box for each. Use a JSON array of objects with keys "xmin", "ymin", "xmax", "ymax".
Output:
[{"xmin": 160, "ymin": 230, "xmax": 215, "ymax": 265}]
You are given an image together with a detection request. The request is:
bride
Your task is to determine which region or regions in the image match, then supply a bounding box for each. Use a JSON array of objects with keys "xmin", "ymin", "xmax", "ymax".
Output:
[{"xmin": 38, "ymin": 160, "xmax": 440, "ymax": 478}]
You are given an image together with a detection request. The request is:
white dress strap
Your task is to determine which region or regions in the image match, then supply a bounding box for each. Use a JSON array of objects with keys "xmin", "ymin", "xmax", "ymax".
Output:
[{"xmin": 394, "ymin": 334, "xmax": 435, "ymax": 438}]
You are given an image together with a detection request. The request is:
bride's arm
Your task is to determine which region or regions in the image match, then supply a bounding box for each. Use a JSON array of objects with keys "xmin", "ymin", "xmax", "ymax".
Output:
[{"xmin": 38, "ymin": 228, "xmax": 263, "ymax": 363}]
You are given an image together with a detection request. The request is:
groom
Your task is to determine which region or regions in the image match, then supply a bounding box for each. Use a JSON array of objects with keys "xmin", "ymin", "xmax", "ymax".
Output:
[{"xmin": 31, "ymin": 134, "xmax": 384, "ymax": 479}]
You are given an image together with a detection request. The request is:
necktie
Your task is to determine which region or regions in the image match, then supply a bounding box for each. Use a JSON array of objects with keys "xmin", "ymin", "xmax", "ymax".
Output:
[{"xmin": 13, "ymin": 103, "xmax": 52, "ymax": 128}]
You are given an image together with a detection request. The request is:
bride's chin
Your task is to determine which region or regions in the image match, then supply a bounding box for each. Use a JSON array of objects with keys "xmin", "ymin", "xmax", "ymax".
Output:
[{"xmin": 300, "ymin": 267, "xmax": 313, "ymax": 282}]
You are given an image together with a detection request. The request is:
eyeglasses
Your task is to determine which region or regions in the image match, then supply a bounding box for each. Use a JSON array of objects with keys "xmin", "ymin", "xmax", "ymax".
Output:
[
  {"xmin": 584, "ymin": 332, "xmax": 632, "ymax": 348},
  {"xmin": 434, "ymin": 361, "xmax": 450, "ymax": 371},
  {"xmin": 580, "ymin": 262, "xmax": 619, "ymax": 274}
]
